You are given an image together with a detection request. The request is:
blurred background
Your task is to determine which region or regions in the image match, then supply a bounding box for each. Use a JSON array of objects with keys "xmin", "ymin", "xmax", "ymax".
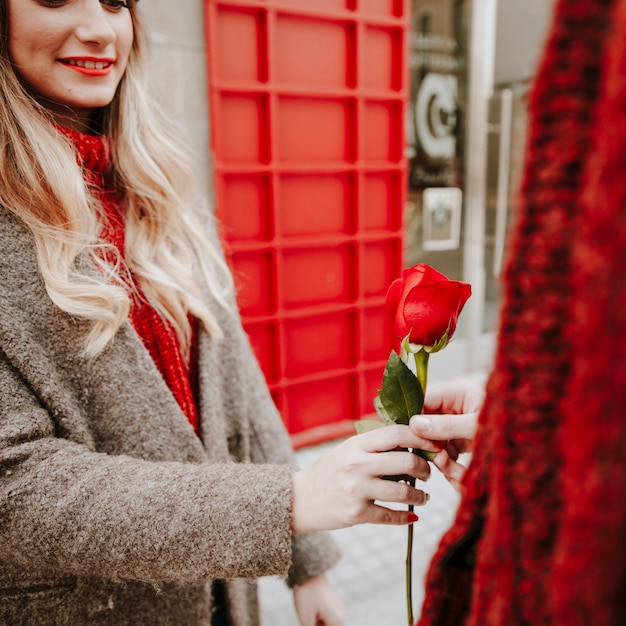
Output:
[{"xmin": 142, "ymin": 1, "xmax": 555, "ymax": 623}]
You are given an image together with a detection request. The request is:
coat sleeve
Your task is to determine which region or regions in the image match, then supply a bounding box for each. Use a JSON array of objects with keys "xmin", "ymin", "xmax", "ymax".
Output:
[
  {"xmin": 196, "ymin": 202, "xmax": 342, "ymax": 587},
  {"xmin": 228, "ymin": 321, "xmax": 342, "ymax": 588},
  {"xmin": 0, "ymin": 345, "xmax": 295, "ymax": 585}
]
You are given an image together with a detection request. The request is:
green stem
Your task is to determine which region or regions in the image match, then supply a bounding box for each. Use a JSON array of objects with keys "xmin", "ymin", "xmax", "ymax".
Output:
[
  {"xmin": 412, "ymin": 349, "xmax": 430, "ymax": 399},
  {"xmin": 406, "ymin": 349, "xmax": 430, "ymax": 626},
  {"xmin": 406, "ymin": 500, "xmax": 415, "ymax": 626}
]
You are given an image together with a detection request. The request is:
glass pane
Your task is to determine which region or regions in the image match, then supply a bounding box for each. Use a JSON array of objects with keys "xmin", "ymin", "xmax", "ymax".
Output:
[
  {"xmin": 483, "ymin": 0, "xmax": 555, "ymax": 333},
  {"xmin": 483, "ymin": 84, "xmax": 530, "ymax": 333},
  {"xmin": 406, "ymin": 0, "xmax": 468, "ymax": 284}
]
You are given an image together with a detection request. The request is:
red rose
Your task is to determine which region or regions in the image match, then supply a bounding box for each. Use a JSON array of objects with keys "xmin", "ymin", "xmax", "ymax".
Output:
[{"xmin": 386, "ymin": 264, "xmax": 472, "ymax": 349}]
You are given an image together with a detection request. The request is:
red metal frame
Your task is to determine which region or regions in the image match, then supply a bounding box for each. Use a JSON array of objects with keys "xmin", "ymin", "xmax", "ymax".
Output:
[{"xmin": 205, "ymin": 0, "xmax": 409, "ymax": 446}]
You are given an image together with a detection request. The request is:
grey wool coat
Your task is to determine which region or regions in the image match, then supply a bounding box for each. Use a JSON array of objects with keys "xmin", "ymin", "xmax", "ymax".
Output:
[{"xmin": 0, "ymin": 206, "xmax": 340, "ymax": 626}]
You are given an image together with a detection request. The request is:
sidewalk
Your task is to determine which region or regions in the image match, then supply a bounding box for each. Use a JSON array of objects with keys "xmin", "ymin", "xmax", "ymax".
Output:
[{"xmin": 258, "ymin": 440, "xmax": 464, "ymax": 626}]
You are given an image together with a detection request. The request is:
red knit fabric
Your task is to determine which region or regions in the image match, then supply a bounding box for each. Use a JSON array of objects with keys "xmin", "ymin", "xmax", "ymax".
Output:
[
  {"xmin": 418, "ymin": 0, "xmax": 626, "ymax": 625},
  {"xmin": 59, "ymin": 126, "xmax": 201, "ymax": 437}
]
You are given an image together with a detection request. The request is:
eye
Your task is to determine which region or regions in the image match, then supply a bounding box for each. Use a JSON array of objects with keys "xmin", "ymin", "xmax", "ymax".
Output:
[{"xmin": 100, "ymin": 0, "xmax": 130, "ymax": 10}]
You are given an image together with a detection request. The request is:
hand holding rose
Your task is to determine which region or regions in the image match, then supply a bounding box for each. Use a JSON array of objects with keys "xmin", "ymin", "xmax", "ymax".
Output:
[
  {"xmin": 410, "ymin": 379, "xmax": 484, "ymax": 491},
  {"xmin": 360, "ymin": 263, "xmax": 472, "ymax": 626},
  {"xmin": 292, "ymin": 425, "xmax": 438, "ymax": 534}
]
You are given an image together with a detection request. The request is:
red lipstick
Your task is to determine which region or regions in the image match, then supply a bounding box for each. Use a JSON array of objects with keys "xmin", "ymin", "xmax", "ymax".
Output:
[{"xmin": 59, "ymin": 57, "xmax": 115, "ymax": 77}]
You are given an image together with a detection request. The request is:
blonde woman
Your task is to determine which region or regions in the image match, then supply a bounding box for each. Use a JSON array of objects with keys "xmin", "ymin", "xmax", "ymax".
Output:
[{"xmin": 0, "ymin": 1, "xmax": 435, "ymax": 625}]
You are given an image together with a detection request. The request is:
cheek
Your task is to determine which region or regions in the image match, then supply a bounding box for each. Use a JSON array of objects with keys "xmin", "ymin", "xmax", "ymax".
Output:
[
  {"xmin": 7, "ymin": 20, "xmax": 54, "ymax": 69},
  {"xmin": 6, "ymin": 20, "xmax": 25, "ymax": 66},
  {"xmin": 118, "ymin": 21, "xmax": 135, "ymax": 69}
]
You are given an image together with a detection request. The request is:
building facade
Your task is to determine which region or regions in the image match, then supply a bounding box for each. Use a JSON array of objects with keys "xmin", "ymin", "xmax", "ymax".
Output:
[{"xmin": 143, "ymin": 0, "xmax": 554, "ymax": 441}]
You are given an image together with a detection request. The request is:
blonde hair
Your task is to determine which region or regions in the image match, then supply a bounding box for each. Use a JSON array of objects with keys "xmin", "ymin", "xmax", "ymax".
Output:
[{"xmin": 0, "ymin": 2, "xmax": 232, "ymax": 358}]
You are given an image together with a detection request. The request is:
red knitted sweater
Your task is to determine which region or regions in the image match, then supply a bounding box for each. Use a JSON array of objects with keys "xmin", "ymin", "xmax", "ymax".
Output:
[
  {"xmin": 61, "ymin": 127, "xmax": 200, "ymax": 436},
  {"xmin": 418, "ymin": 0, "xmax": 626, "ymax": 624}
]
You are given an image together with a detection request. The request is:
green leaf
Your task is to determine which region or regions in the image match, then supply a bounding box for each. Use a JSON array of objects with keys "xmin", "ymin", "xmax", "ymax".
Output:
[
  {"xmin": 373, "ymin": 395, "xmax": 395, "ymax": 425},
  {"xmin": 377, "ymin": 351, "xmax": 424, "ymax": 425},
  {"xmin": 353, "ymin": 419, "xmax": 386, "ymax": 434}
]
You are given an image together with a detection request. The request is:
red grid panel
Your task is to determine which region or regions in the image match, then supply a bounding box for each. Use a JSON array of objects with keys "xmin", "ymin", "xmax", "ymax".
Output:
[
  {"xmin": 278, "ymin": 173, "xmax": 357, "ymax": 236},
  {"xmin": 282, "ymin": 244, "xmax": 358, "ymax": 308},
  {"xmin": 215, "ymin": 93, "xmax": 270, "ymax": 163},
  {"xmin": 363, "ymin": 100, "xmax": 403, "ymax": 161},
  {"xmin": 363, "ymin": 238, "xmax": 402, "ymax": 296},
  {"xmin": 359, "ymin": 0, "xmax": 405, "ymax": 19},
  {"xmin": 363, "ymin": 26, "xmax": 403, "ymax": 90},
  {"xmin": 205, "ymin": 0, "xmax": 409, "ymax": 443},
  {"xmin": 283, "ymin": 310, "xmax": 359, "ymax": 377},
  {"xmin": 214, "ymin": 7, "xmax": 266, "ymax": 82},
  {"xmin": 230, "ymin": 250, "xmax": 277, "ymax": 315},
  {"xmin": 362, "ymin": 304, "xmax": 395, "ymax": 361},
  {"xmin": 284, "ymin": 375, "xmax": 359, "ymax": 434},
  {"xmin": 275, "ymin": 16, "xmax": 355, "ymax": 87},
  {"xmin": 218, "ymin": 174, "xmax": 273, "ymax": 241},
  {"xmin": 363, "ymin": 171, "xmax": 403, "ymax": 230},
  {"xmin": 275, "ymin": 97, "xmax": 357, "ymax": 162}
]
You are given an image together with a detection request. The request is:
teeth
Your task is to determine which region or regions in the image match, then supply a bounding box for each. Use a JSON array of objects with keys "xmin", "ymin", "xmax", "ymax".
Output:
[{"xmin": 65, "ymin": 59, "xmax": 110, "ymax": 70}]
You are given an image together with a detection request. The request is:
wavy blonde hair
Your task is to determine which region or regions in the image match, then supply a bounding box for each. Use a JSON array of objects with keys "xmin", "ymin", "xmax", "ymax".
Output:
[{"xmin": 0, "ymin": 1, "xmax": 232, "ymax": 358}]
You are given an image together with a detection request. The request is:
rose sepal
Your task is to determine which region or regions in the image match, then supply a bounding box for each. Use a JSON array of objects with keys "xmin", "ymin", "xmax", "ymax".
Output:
[
  {"xmin": 424, "ymin": 325, "xmax": 452, "ymax": 354},
  {"xmin": 401, "ymin": 325, "xmax": 452, "ymax": 358}
]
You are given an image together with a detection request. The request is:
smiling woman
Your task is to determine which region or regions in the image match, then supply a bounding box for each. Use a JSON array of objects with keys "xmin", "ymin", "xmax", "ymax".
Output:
[
  {"xmin": 0, "ymin": 0, "xmax": 437, "ymax": 625},
  {"xmin": 7, "ymin": 0, "xmax": 134, "ymax": 131}
]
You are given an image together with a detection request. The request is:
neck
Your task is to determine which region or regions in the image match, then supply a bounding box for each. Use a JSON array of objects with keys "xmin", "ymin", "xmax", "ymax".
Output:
[
  {"xmin": 36, "ymin": 95, "xmax": 103, "ymax": 134},
  {"xmin": 51, "ymin": 109, "xmax": 102, "ymax": 135}
]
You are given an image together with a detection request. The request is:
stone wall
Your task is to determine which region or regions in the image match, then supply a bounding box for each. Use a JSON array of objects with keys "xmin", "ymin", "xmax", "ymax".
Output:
[{"xmin": 141, "ymin": 2, "xmax": 214, "ymax": 200}]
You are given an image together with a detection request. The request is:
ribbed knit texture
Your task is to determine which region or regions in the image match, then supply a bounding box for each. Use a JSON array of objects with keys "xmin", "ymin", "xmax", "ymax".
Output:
[
  {"xmin": 418, "ymin": 0, "xmax": 626, "ymax": 624},
  {"xmin": 60, "ymin": 126, "xmax": 200, "ymax": 435}
]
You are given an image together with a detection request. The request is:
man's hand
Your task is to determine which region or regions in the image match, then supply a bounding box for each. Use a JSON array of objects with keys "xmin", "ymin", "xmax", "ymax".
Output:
[{"xmin": 410, "ymin": 379, "xmax": 483, "ymax": 491}]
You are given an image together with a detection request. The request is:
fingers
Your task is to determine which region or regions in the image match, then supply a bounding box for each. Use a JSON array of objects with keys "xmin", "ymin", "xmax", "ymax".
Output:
[
  {"xmin": 410, "ymin": 412, "xmax": 478, "ymax": 442},
  {"xmin": 293, "ymin": 575, "xmax": 345, "ymax": 626},
  {"xmin": 373, "ymin": 449, "xmax": 431, "ymax": 482},
  {"xmin": 292, "ymin": 426, "xmax": 441, "ymax": 533},
  {"xmin": 370, "ymin": 478, "xmax": 430, "ymax": 508},
  {"xmin": 357, "ymin": 423, "xmax": 440, "ymax": 455},
  {"xmin": 423, "ymin": 379, "xmax": 485, "ymax": 415},
  {"xmin": 432, "ymin": 449, "xmax": 467, "ymax": 492},
  {"xmin": 366, "ymin": 503, "xmax": 422, "ymax": 526},
  {"xmin": 444, "ymin": 440, "xmax": 460, "ymax": 461}
]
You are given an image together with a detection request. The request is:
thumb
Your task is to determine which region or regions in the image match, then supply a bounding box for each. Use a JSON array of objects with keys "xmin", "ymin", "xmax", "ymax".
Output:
[{"xmin": 410, "ymin": 413, "xmax": 477, "ymax": 441}]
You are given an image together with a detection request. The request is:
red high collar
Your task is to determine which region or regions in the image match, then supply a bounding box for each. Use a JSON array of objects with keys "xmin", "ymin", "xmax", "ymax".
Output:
[
  {"xmin": 56, "ymin": 125, "xmax": 111, "ymax": 181},
  {"xmin": 56, "ymin": 124, "xmax": 201, "ymax": 437}
]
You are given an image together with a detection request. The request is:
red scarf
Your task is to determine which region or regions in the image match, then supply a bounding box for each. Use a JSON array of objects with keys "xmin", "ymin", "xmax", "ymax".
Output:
[
  {"xmin": 418, "ymin": 0, "xmax": 626, "ymax": 624},
  {"xmin": 60, "ymin": 126, "xmax": 201, "ymax": 437}
]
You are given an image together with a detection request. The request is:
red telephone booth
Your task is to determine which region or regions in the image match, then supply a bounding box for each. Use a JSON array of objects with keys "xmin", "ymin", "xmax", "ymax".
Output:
[{"xmin": 205, "ymin": 0, "xmax": 409, "ymax": 446}]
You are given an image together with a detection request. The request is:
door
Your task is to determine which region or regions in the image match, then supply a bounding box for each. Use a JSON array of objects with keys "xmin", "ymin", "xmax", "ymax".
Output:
[{"xmin": 406, "ymin": 0, "xmax": 554, "ymax": 382}]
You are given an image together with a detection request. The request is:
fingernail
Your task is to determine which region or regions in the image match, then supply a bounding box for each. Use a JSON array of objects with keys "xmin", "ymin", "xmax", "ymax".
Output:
[
  {"xmin": 411, "ymin": 416, "xmax": 431, "ymax": 432},
  {"xmin": 408, "ymin": 513, "xmax": 419, "ymax": 524}
]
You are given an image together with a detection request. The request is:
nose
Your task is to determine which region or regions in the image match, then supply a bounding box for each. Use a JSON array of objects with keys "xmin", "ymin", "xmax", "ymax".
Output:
[{"xmin": 74, "ymin": 0, "xmax": 117, "ymax": 46}]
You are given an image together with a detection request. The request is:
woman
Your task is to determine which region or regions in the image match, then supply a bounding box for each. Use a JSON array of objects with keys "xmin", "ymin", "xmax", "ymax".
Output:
[
  {"xmin": 0, "ymin": 1, "xmax": 436, "ymax": 625},
  {"xmin": 411, "ymin": 0, "xmax": 626, "ymax": 624}
]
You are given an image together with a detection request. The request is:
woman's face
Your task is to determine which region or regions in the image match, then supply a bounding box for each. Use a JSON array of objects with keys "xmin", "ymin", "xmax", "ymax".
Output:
[{"xmin": 7, "ymin": 0, "xmax": 134, "ymax": 130}]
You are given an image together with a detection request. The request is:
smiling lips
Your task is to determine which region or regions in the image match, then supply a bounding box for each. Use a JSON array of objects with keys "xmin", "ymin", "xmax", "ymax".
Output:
[{"xmin": 59, "ymin": 58, "xmax": 114, "ymax": 76}]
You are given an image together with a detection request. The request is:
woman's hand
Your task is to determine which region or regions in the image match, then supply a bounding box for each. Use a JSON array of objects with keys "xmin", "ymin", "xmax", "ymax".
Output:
[
  {"xmin": 293, "ymin": 574, "xmax": 344, "ymax": 626},
  {"xmin": 292, "ymin": 425, "xmax": 437, "ymax": 533},
  {"xmin": 410, "ymin": 379, "xmax": 484, "ymax": 491}
]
